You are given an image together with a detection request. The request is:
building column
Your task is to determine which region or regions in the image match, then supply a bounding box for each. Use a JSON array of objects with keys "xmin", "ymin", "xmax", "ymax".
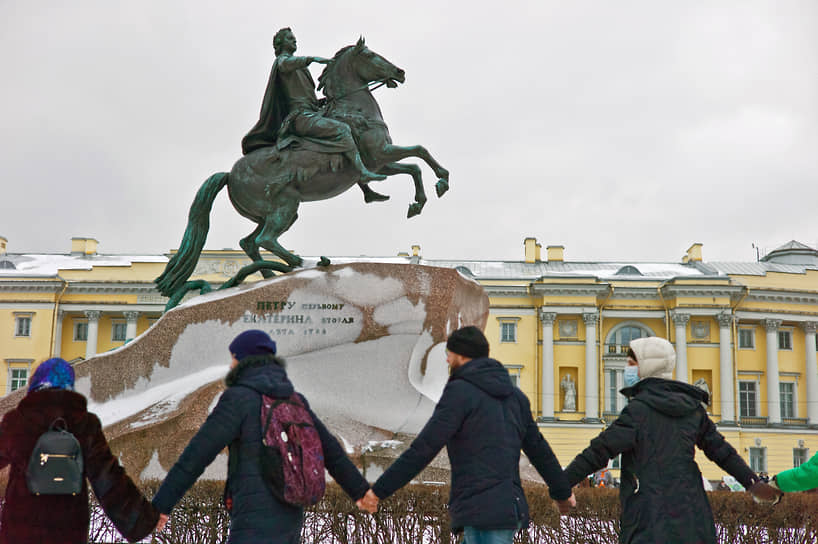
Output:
[
  {"xmin": 53, "ymin": 310, "xmax": 65, "ymax": 357},
  {"xmin": 802, "ymin": 321, "xmax": 818, "ymax": 425},
  {"xmin": 84, "ymin": 310, "xmax": 101, "ymax": 360},
  {"xmin": 671, "ymin": 311, "xmax": 690, "ymax": 383},
  {"xmin": 716, "ymin": 312, "xmax": 735, "ymax": 423},
  {"xmin": 763, "ymin": 318, "xmax": 782, "ymax": 424},
  {"xmin": 583, "ymin": 312, "xmax": 599, "ymax": 421},
  {"xmin": 124, "ymin": 311, "xmax": 140, "ymax": 341},
  {"xmin": 539, "ymin": 311, "xmax": 557, "ymax": 419}
]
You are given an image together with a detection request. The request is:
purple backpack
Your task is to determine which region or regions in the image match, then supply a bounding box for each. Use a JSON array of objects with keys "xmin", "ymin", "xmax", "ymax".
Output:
[{"xmin": 259, "ymin": 393, "xmax": 326, "ymax": 507}]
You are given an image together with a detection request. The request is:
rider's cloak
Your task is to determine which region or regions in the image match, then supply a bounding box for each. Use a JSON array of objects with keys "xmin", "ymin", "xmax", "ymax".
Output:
[{"xmin": 241, "ymin": 55, "xmax": 295, "ymax": 155}]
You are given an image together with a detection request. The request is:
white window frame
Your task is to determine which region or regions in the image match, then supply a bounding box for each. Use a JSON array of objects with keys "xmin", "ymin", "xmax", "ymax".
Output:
[
  {"xmin": 605, "ymin": 321, "xmax": 654, "ymax": 354},
  {"xmin": 749, "ymin": 447, "xmax": 767, "ymax": 472},
  {"xmin": 778, "ymin": 328, "xmax": 793, "ymax": 351},
  {"xmin": 74, "ymin": 320, "xmax": 88, "ymax": 342},
  {"xmin": 13, "ymin": 312, "xmax": 33, "ymax": 337},
  {"xmin": 504, "ymin": 365, "xmax": 522, "ymax": 388},
  {"xmin": 603, "ymin": 361, "xmax": 627, "ymax": 414},
  {"xmin": 738, "ymin": 327, "xmax": 755, "ymax": 350},
  {"xmin": 5, "ymin": 359, "xmax": 33, "ymax": 394},
  {"xmin": 779, "ymin": 381, "xmax": 796, "ymax": 419},
  {"xmin": 738, "ymin": 379, "xmax": 760, "ymax": 418},
  {"xmin": 111, "ymin": 321, "xmax": 127, "ymax": 342},
  {"xmin": 498, "ymin": 319, "xmax": 518, "ymax": 343},
  {"xmin": 793, "ymin": 448, "xmax": 809, "ymax": 468}
]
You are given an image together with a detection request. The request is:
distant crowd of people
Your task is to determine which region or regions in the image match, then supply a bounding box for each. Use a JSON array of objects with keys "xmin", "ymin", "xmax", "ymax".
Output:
[{"xmin": 1, "ymin": 329, "xmax": 816, "ymax": 544}]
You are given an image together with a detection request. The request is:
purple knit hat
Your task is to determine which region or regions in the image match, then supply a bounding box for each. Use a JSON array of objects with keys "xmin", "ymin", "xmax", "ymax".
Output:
[{"xmin": 28, "ymin": 357, "xmax": 75, "ymax": 393}]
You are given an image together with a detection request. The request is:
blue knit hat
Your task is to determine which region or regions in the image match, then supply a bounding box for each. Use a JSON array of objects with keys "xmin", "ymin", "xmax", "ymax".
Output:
[
  {"xmin": 28, "ymin": 358, "xmax": 75, "ymax": 393},
  {"xmin": 229, "ymin": 330, "xmax": 277, "ymax": 361}
]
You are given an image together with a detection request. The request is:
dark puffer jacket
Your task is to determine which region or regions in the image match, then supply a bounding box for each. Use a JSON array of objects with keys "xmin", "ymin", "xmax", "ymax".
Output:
[
  {"xmin": 0, "ymin": 389, "xmax": 159, "ymax": 544},
  {"xmin": 151, "ymin": 358, "xmax": 369, "ymax": 544},
  {"xmin": 564, "ymin": 378, "xmax": 758, "ymax": 544},
  {"xmin": 372, "ymin": 357, "xmax": 572, "ymax": 532}
]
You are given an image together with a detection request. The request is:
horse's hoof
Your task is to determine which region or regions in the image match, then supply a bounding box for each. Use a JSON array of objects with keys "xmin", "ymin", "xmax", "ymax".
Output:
[
  {"xmin": 287, "ymin": 256, "xmax": 304, "ymax": 268},
  {"xmin": 436, "ymin": 179, "xmax": 449, "ymax": 197},
  {"xmin": 407, "ymin": 203, "xmax": 423, "ymax": 218},
  {"xmin": 318, "ymin": 256, "xmax": 331, "ymax": 267}
]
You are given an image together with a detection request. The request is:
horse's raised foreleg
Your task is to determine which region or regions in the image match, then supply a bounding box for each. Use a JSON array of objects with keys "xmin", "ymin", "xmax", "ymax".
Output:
[
  {"xmin": 254, "ymin": 189, "xmax": 303, "ymax": 268},
  {"xmin": 377, "ymin": 143, "xmax": 450, "ymax": 197},
  {"xmin": 378, "ymin": 162, "xmax": 426, "ymax": 218},
  {"xmin": 239, "ymin": 224, "xmax": 276, "ymax": 279}
]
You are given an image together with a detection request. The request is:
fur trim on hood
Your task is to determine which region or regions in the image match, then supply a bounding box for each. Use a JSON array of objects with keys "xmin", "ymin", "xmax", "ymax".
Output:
[{"xmin": 630, "ymin": 337, "xmax": 676, "ymax": 380}]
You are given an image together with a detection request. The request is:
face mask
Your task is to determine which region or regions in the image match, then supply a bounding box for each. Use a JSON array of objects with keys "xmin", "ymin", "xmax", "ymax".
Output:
[{"xmin": 624, "ymin": 365, "xmax": 640, "ymax": 388}]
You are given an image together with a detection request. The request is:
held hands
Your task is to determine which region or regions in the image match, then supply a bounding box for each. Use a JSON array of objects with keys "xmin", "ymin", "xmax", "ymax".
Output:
[
  {"xmin": 749, "ymin": 479, "xmax": 783, "ymax": 505},
  {"xmin": 356, "ymin": 489, "xmax": 379, "ymax": 513},
  {"xmin": 555, "ymin": 492, "xmax": 577, "ymax": 515},
  {"xmin": 156, "ymin": 513, "xmax": 169, "ymax": 532}
]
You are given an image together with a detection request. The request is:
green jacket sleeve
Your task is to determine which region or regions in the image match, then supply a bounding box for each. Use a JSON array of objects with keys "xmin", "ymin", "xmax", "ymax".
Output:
[{"xmin": 776, "ymin": 451, "xmax": 818, "ymax": 492}]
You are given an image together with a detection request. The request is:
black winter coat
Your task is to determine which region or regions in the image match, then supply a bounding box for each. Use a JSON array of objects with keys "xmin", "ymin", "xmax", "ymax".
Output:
[
  {"xmin": 372, "ymin": 357, "xmax": 572, "ymax": 532},
  {"xmin": 151, "ymin": 359, "xmax": 369, "ymax": 544},
  {"xmin": 564, "ymin": 378, "xmax": 758, "ymax": 544},
  {"xmin": 0, "ymin": 390, "xmax": 159, "ymax": 544}
]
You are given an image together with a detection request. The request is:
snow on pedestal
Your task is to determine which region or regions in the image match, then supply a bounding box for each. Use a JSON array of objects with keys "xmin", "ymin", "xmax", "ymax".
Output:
[{"xmin": 0, "ymin": 263, "xmax": 487, "ymax": 481}]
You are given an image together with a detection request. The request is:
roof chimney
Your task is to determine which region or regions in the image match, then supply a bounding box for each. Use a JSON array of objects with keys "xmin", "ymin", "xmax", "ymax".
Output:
[
  {"xmin": 0, "ymin": 236, "xmax": 6, "ymax": 256},
  {"xmin": 547, "ymin": 245, "xmax": 564, "ymax": 262},
  {"xmin": 524, "ymin": 237, "xmax": 541, "ymax": 263},
  {"xmin": 411, "ymin": 244, "xmax": 421, "ymax": 257},
  {"xmin": 71, "ymin": 237, "xmax": 99, "ymax": 256},
  {"xmin": 685, "ymin": 243, "xmax": 703, "ymax": 263}
]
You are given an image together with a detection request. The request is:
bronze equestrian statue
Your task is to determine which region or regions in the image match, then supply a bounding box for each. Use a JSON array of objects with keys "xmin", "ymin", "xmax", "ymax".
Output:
[
  {"xmin": 242, "ymin": 28, "xmax": 390, "ymax": 203},
  {"xmin": 155, "ymin": 32, "xmax": 449, "ymax": 303}
]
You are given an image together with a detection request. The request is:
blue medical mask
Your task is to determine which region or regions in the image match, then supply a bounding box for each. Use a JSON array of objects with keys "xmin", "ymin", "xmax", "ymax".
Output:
[{"xmin": 624, "ymin": 365, "xmax": 640, "ymax": 388}]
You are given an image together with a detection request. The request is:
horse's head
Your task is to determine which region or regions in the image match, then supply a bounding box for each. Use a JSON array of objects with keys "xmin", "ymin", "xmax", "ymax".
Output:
[{"xmin": 318, "ymin": 37, "xmax": 405, "ymax": 98}]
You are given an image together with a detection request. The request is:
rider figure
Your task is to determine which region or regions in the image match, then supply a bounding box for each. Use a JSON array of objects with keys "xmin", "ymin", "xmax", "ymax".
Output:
[{"xmin": 242, "ymin": 27, "xmax": 389, "ymax": 202}]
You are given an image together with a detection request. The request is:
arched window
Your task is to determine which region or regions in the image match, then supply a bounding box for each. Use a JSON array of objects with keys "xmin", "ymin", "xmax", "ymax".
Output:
[{"xmin": 606, "ymin": 324, "xmax": 652, "ymax": 354}]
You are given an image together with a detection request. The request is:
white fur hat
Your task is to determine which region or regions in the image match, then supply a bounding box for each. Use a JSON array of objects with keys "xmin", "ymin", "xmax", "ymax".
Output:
[{"xmin": 630, "ymin": 337, "xmax": 676, "ymax": 380}]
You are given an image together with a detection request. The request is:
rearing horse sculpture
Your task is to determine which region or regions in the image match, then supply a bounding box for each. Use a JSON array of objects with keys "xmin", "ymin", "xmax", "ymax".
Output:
[{"xmin": 156, "ymin": 38, "xmax": 449, "ymax": 300}]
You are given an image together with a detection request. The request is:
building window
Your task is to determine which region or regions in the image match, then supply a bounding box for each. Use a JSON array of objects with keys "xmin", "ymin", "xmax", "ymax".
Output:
[
  {"xmin": 794, "ymin": 448, "xmax": 809, "ymax": 468},
  {"xmin": 112, "ymin": 322, "xmax": 127, "ymax": 342},
  {"xmin": 14, "ymin": 316, "xmax": 32, "ymax": 337},
  {"xmin": 74, "ymin": 321, "xmax": 88, "ymax": 342},
  {"xmin": 500, "ymin": 322, "xmax": 517, "ymax": 343},
  {"xmin": 749, "ymin": 447, "xmax": 766, "ymax": 472},
  {"xmin": 739, "ymin": 328, "xmax": 755, "ymax": 349},
  {"xmin": 739, "ymin": 381, "xmax": 758, "ymax": 418},
  {"xmin": 504, "ymin": 366, "xmax": 522, "ymax": 388},
  {"xmin": 607, "ymin": 369, "xmax": 619, "ymax": 413},
  {"xmin": 780, "ymin": 382, "xmax": 795, "ymax": 419},
  {"xmin": 8, "ymin": 367, "xmax": 28, "ymax": 393},
  {"xmin": 778, "ymin": 330, "xmax": 792, "ymax": 350},
  {"xmin": 606, "ymin": 324, "xmax": 652, "ymax": 354}
]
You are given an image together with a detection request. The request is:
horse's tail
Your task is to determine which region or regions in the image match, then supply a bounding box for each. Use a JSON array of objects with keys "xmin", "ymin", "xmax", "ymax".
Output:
[{"xmin": 155, "ymin": 172, "xmax": 229, "ymax": 297}]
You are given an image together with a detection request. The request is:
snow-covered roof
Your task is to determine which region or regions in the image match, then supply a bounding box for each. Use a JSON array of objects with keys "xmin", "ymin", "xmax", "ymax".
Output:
[
  {"xmin": 423, "ymin": 259, "xmax": 707, "ymax": 280},
  {"xmin": 0, "ymin": 253, "xmax": 168, "ymax": 277},
  {"xmin": 708, "ymin": 261, "xmax": 818, "ymax": 276}
]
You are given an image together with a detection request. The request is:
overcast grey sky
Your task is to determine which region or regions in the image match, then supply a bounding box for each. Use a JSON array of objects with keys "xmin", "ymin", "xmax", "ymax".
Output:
[{"xmin": 2, "ymin": 1, "xmax": 816, "ymax": 263}]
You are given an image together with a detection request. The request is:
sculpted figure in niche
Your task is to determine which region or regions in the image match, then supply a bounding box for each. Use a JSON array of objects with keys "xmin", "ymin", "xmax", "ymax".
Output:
[{"xmin": 561, "ymin": 374, "xmax": 577, "ymax": 412}]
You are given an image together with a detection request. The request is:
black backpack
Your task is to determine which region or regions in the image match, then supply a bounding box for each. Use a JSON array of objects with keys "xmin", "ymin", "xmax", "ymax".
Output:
[{"xmin": 26, "ymin": 417, "xmax": 84, "ymax": 496}]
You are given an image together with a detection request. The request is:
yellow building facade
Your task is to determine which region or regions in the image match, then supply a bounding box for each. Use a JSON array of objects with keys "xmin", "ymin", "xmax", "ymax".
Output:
[{"xmin": 1, "ymin": 235, "xmax": 817, "ymax": 481}]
